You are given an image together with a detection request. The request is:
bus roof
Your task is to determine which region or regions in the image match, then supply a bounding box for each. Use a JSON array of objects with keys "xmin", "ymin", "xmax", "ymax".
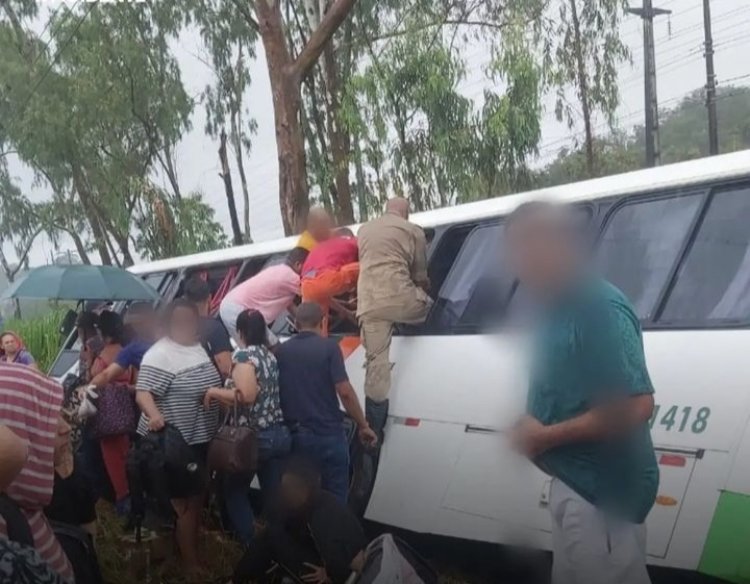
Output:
[{"xmin": 129, "ymin": 149, "xmax": 750, "ymax": 275}]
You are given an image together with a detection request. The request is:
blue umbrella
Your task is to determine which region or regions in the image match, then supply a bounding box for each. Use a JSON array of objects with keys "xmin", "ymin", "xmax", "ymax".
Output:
[{"xmin": 0, "ymin": 265, "xmax": 161, "ymax": 302}]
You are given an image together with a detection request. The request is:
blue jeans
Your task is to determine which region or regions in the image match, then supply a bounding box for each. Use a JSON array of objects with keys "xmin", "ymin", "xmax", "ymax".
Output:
[
  {"xmin": 292, "ymin": 429, "xmax": 349, "ymax": 504},
  {"xmin": 222, "ymin": 424, "xmax": 292, "ymax": 546}
]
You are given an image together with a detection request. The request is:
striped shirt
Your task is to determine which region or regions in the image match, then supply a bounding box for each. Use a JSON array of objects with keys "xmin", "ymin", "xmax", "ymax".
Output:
[
  {"xmin": 0, "ymin": 363, "xmax": 74, "ymax": 582},
  {"xmin": 136, "ymin": 338, "xmax": 221, "ymax": 445}
]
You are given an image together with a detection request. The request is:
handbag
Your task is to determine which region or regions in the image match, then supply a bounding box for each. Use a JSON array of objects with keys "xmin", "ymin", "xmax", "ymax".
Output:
[
  {"xmin": 207, "ymin": 390, "xmax": 258, "ymax": 474},
  {"xmin": 90, "ymin": 382, "xmax": 139, "ymax": 438}
]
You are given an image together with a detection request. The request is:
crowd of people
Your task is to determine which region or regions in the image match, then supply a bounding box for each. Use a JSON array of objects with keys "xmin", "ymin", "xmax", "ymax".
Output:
[{"xmin": 0, "ymin": 198, "xmax": 659, "ymax": 584}]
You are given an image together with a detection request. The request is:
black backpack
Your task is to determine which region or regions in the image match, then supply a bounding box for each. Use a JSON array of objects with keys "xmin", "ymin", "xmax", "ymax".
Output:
[
  {"xmin": 0, "ymin": 494, "xmax": 102, "ymax": 584},
  {"xmin": 0, "ymin": 494, "xmax": 33, "ymax": 547}
]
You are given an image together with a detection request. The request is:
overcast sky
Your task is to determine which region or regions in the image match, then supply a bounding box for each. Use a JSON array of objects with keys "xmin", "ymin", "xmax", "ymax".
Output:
[{"xmin": 7, "ymin": 0, "xmax": 749, "ymax": 266}]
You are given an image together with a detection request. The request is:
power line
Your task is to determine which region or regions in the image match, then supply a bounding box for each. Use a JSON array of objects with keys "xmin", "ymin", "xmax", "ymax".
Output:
[
  {"xmin": 26, "ymin": 1, "xmax": 81, "ymax": 71},
  {"xmin": 9, "ymin": 1, "xmax": 98, "ymax": 124}
]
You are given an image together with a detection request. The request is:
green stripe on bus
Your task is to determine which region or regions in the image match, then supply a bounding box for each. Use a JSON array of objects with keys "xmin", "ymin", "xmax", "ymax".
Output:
[{"xmin": 699, "ymin": 491, "xmax": 750, "ymax": 584}]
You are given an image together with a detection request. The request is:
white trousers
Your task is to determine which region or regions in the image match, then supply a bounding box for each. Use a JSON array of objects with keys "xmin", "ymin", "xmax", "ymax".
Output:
[
  {"xmin": 219, "ymin": 300, "xmax": 278, "ymax": 346},
  {"xmin": 550, "ymin": 479, "xmax": 651, "ymax": 584}
]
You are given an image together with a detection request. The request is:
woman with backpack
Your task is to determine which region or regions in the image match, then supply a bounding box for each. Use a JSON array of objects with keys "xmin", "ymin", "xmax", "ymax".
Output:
[
  {"xmin": 203, "ymin": 309, "xmax": 291, "ymax": 546},
  {"xmin": 134, "ymin": 299, "xmax": 221, "ymax": 577}
]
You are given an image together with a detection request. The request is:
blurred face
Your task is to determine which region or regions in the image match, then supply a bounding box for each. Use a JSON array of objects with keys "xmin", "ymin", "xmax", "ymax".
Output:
[
  {"xmin": 1, "ymin": 334, "xmax": 19, "ymax": 355},
  {"xmin": 506, "ymin": 213, "xmax": 579, "ymax": 295},
  {"xmin": 125, "ymin": 311, "xmax": 157, "ymax": 341},
  {"xmin": 280, "ymin": 473, "xmax": 312, "ymax": 512},
  {"xmin": 169, "ymin": 306, "xmax": 199, "ymax": 345},
  {"xmin": 308, "ymin": 211, "xmax": 333, "ymax": 242}
]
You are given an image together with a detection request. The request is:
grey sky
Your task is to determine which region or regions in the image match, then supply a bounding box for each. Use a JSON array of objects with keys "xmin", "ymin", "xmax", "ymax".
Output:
[{"xmin": 7, "ymin": 0, "xmax": 749, "ymax": 266}]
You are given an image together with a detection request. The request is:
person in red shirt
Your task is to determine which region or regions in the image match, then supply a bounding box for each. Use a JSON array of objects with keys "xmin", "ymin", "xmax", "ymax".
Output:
[{"xmin": 301, "ymin": 228, "xmax": 359, "ymax": 336}]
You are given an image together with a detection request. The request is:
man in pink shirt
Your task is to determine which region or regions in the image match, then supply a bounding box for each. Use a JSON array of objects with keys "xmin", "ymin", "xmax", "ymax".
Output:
[{"xmin": 220, "ymin": 247, "xmax": 309, "ymax": 345}]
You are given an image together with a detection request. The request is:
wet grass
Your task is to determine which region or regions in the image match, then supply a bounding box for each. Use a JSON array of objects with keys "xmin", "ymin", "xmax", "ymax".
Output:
[{"xmin": 95, "ymin": 503, "xmax": 242, "ymax": 584}]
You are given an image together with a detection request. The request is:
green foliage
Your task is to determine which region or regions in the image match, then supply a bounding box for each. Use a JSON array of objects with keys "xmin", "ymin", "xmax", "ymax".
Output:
[
  {"xmin": 134, "ymin": 188, "xmax": 228, "ymax": 261},
  {"xmin": 537, "ymin": 85, "xmax": 750, "ymax": 186},
  {"xmin": 4, "ymin": 306, "xmax": 69, "ymax": 372}
]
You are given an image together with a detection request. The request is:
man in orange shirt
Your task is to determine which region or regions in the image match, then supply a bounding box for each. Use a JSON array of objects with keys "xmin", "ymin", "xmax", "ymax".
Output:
[
  {"xmin": 300, "ymin": 228, "xmax": 359, "ymax": 336},
  {"xmin": 297, "ymin": 207, "xmax": 334, "ymax": 252}
]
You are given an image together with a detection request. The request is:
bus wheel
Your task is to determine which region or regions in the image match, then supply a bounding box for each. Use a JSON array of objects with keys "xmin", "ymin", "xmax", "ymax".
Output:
[{"xmin": 346, "ymin": 417, "xmax": 381, "ymax": 518}]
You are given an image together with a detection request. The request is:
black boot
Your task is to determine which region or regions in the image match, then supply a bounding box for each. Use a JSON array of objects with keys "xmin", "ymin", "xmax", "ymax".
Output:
[{"xmin": 365, "ymin": 397, "xmax": 389, "ymax": 448}]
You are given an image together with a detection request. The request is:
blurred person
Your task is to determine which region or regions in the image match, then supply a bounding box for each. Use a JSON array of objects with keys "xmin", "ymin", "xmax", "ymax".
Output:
[
  {"xmin": 231, "ymin": 457, "xmax": 367, "ymax": 584},
  {"xmin": 356, "ymin": 197, "xmax": 432, "ymax": 445},
  {"xmin": 0, "ymin": 331, "xmax": 38, "ymax": 369},
  {"xmin": 86, "ymin": 311, "xmax": 134, "ymax": 511},
  {"xmin": 277, "ymin": 303, "xmax": 376, "ymax": 503},
  {"xmin": 183, "ymin": 276, "xmax": 233, "ymax": 378},
  {"xmin": 506, "ymin": 201, "xmax": 657, "ymax": 584},
  {"xmin": 220, "ymin": 247, "xmax": 309, "ymax": 346},
  {"xmin": 84, "ymin": 302, "xmax": 157, "ymax": 393},
  {"xmin": 75, "ymin": 312, "xmax": 103, "ymax": 384},
  {"xmin": 134, "ymin": 299, "xmax": 221, "ymax": 576},
  {"xmin": 296, "ymin": 207, "xmax": 334, "ymax": 252},
  {"xmin": 0, "ymin": 362, "xmax": 75, "ymax": 581},
  {"xmin": 300, "ymin": 228, "xmax": 359, "ymax": 336},
  {"xmin": 204, "ymin": 309, "xmax": 291, "ymax": 546}
]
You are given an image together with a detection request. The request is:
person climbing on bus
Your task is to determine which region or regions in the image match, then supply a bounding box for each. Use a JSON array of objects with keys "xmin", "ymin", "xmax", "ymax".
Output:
[
  {"xmin": 356, "ymin": 197, "xmax": 432, "ymax": 446},
  {"xmin": 300, "ymin": 228, "xmax": 359, "ymax": 337},
  {"xmin": 296, "ymin": 206, "xmax": 334, "ymax": 252},
  {"xmin": 220, "ymin": 247, "xmax": 309, "ymax": 347},
  {"xmin": 506, "ymin": 201, "xmax": 657, "ymax": 584}
]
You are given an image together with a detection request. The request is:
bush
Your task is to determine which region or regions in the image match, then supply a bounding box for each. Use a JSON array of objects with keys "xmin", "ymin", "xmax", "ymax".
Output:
[{"xmin": 3, "ymin": 307, "xmax": 69, "ymax": 372}]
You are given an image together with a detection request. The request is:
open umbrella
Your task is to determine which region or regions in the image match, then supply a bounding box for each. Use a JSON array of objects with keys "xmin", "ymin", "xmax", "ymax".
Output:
[{"xmin": 0, "ymin": 265, "xmax": 161, "ymax": 302}]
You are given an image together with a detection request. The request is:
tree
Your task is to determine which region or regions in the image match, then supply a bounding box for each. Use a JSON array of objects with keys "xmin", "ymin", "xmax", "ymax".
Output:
[
  {"xmin": 0, "ymin": 167, "xmax": 41, "ymax": 283},
  {"xmin": 0, "ymin": 1, "xmax": 193, "ymax": 265},
  {"xmin": 547, "ymin": 0, "xmax": 630, "ymax": 177},
  {"xmin": 237, "ymin": 0, "xmax": 359, "ymax": 235},
  {"xmin": 134, "ymin": 186, "xmax": 228, "ymax": 261},
  {"xmin": 537, "ymin": 85, "xmax": 750, "ymax": 186},
  {"xmin": 195, "ymin": 0, "xmax": 258, "ymax": 242}
]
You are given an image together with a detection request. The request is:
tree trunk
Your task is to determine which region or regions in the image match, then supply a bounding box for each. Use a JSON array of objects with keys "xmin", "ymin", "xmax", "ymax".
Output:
[
  {"xmin": 253, "ymin": 0, "xmax": 358, "ymax": 235},
  {"xmin": 256, "ymin": 1, "xmax": 307, "ymax": 235},
  {"xmin": 219, "ymin": 129, "xmax": 244, "ymax": 246},
  {"xmin": 72, "ymin": 164, "xmax": 113, "ymax": 265},
  {"xmin": 569, "ymin": 0, "xmax": 594, "ymax": 176},
  {"xmin": 68, "ymin": 230, "xmax": 91, "ymax": 264},
  {"xmin": 161, "ymin": 142, "xmax": 182, "ymax": 202},
  {"xmin": 230, "ymin": 109, "xmax": 253, "ymax": 242},
  {"xmin": 353, "ymin": 139, "xmax": 368, "ymax": 222},
  {"xmin": 322, "ymin": 41, "xmax": 354, "ymax": 224}
]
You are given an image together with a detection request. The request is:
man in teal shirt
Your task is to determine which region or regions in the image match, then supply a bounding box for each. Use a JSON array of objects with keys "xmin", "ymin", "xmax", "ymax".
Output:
[{"xmin": 507, "ymin": 201, "xmax": 658, "ymax": 584}]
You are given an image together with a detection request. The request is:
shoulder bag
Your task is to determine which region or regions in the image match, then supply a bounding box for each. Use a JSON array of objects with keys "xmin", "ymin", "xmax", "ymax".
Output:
[
  {"xmin": 90, "ymin": 356, "xmax": 138, "ymax": 438},
  {"xmin": 207, "ymin": 390, "xmax": 258, "ymax": 474}
]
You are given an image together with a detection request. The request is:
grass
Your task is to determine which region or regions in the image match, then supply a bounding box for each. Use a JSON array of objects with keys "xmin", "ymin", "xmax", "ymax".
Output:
[
  {"xmin": 96, "ymin": 503, "xmax": 243, "ymax": 584},
  {"xmin": 3, "ymin": 306, "xmax": 70, "ymax": 372}
]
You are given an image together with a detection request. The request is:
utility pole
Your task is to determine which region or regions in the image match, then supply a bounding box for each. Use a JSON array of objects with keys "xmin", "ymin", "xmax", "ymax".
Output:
[
  {"xmin": 628, "ymin": 0, "xmax": 671, "ymax": 167},
  {"xmin": 703, "ymin": 0, "xmax": 719, "ymax": 155}
]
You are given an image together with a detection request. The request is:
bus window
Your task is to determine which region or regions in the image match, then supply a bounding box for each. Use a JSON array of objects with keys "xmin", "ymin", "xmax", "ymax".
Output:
[
  {"xmin": 595, "ymin": 194, "xmax": 703, "ymax": 320},
  {"xmin": 427, "ymin": 223, "xmax": 481, "ymax": 298},
  {"xmin": 143, "ymin": 271, "xmax": 167, "ymax": 292},
  {"xmin": 659, "ymin": 184, "xmax": 750, "ymax": 324},
  {"xmin": 181, "ymin": 263, "xmax": 241, "ymax": 315},
  {"xmin": 428, "ymin": 223, "xmax": 511, "ymax": 333}
]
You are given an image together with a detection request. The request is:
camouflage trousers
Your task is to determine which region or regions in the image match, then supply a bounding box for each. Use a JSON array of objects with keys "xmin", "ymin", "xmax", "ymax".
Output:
[{"xmin": 359, "ymin": 291, "xmax": 432, "ymax": 403}]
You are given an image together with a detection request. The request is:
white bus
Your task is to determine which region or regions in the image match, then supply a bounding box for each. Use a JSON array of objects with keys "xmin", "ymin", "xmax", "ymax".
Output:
[{"xmin": 50, "ymin": 150, "xmax": 750, "ymax": 582}]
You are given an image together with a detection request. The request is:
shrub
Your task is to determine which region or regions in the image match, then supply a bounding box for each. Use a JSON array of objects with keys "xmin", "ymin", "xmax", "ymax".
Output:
[{"xmin": 3, "ymin": 307, "xmax": 69, "ymax": 372}]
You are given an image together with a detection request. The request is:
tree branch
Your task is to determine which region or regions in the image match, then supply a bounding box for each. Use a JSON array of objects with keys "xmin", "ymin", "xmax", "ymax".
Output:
[
  {"xmin": 229, "ymin": 0, "xmax": 260, "ymax": 33},
  {"xmin": 8, "ymin": 227, "xmax": 43, "ymax": 280},
  {"xmin": 291, "ymin": 0, "xmax": 357, "ymax": 79}
]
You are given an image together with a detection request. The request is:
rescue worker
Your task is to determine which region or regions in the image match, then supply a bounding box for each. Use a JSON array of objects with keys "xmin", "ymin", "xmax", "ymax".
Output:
[
  {"xmin": 356, "ymin": 198, "xmax": 432, "ymax": 444},
  {"xmin": 300, "ymin": 228, "xmax": 359, "ymax": 337},
  {"xmin": 296, "ymin": 207, "xmax": 333, "ymax": 252}
]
